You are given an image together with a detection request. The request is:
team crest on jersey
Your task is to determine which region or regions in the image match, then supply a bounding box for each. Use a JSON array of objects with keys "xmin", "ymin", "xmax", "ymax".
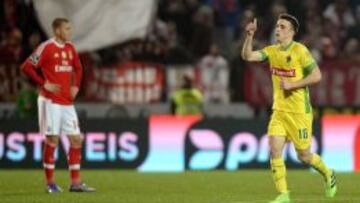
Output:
[
  {"xmin": 62, "ymin": 51, "xmax": 67, "ymax": 59},
  {"xmin": 286, "ymin": 55, "xmax": 291, "ymax": 63},
  {"xmin": 54, "ymin": 53, "xmax": 59, "ymax": 58}
]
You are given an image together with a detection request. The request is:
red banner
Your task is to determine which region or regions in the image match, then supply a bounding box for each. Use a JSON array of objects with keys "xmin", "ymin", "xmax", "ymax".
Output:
[
  {"xmin": 83, "ymin": 62, "xmax": 164, "ymax": 103},
  {"xmin": 243, "ymin": 62, "xmax": 360, "ymax": 106}
]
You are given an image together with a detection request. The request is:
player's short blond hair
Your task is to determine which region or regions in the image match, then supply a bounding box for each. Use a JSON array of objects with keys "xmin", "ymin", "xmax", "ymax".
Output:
[{"xmin": 52, "ymin": 18, "xmax": 69, "ymax": 30}]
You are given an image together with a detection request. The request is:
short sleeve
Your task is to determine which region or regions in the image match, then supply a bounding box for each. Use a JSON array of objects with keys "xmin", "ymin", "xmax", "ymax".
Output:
[
  {"xmin": 259, "ymin": 46, "xmax": 271, "ymax": 61},
  {"xmin": 300, "ymin": 46, "xmax": 317, "ymax": 75}
]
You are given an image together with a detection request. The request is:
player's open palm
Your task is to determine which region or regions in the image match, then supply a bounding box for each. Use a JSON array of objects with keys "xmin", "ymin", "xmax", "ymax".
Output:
[
  {"xmin": 44, "ymin": 81, "xmax": 60, "ymax": 93},
  {"xmin": 245, "ymin": 18, "xmax": 257, "ymax": 36}
]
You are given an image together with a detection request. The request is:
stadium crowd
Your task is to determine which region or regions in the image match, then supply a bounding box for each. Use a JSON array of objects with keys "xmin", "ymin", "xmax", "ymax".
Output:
[{"xmin": 0, "ymin": 0, "xmax": 359, "ymax": 103}]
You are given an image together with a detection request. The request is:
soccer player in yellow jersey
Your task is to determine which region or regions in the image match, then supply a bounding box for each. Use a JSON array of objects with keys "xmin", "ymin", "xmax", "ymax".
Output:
[{"xmin": 241, "ymin": 14, "xmax": 337, "ymax": 203}]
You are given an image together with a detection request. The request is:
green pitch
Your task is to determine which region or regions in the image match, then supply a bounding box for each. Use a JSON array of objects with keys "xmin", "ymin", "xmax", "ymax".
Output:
[{"xmin": 0, "ymin": 170, "xmax": 359, "ymax": 203}]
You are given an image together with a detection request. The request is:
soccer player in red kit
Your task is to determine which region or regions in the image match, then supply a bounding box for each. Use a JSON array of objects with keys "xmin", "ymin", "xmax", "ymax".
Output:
[{"xmin": 21, "ymin": 18, "xmax": 95, "ymax": 193}]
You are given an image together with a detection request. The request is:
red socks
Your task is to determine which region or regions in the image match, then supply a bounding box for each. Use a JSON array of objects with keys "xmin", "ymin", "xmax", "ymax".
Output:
[
  {"xmin": 68, "ymin": 147, "xmax": 82, "ymax": 185},
  {"xmin": 43, "ymin": 143, "xmax": 82, "ymax": 185},
  {"xmin": 43, "ymin": 143, "xmax": 56, "ymax": 184}
]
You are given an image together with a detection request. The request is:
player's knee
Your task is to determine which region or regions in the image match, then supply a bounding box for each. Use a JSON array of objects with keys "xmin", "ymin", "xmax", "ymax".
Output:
[
  {"xmin": 46, "ymin": 136, "xmax": 59, "ymax": 146},
  {"xmin": 69, "ymin": 135, "xmax": 83, "ymax": 147},
  {"xmin": 270, "ymin": 147, "xmax": 282, "ymax": 158},
  {"xmin": 297, "ymin": 153, "xmax": 311, "ymax": 164}
]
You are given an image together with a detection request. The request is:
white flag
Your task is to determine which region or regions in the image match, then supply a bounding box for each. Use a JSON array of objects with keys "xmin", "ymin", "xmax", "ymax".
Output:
[{"xmin": 33, "ymin": 0, "xmax": 156, "ymax": 52}]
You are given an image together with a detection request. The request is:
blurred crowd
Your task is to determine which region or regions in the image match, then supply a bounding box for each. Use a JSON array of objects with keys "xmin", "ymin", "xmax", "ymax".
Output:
[
  {"xmin": 0, "ymin": 0, "xmax": 359, "ymax": 105},
  {"xmin": 1, "ymin": 0, "xmax": 359, "ymax": 65},
  {"xmin": 153, "ymin": 0, "xmax": 360, "ymax": 64}
]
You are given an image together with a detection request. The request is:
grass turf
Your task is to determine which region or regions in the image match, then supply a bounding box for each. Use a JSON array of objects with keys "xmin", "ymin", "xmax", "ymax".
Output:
[{"xmin": 0, "ymin": 170, "xmax": 359, "ymax": 203}]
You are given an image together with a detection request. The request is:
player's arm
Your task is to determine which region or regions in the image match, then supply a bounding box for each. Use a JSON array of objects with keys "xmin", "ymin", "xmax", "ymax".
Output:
[
  {"xmin": 241, "ymin": 18, "xmax": 264, "ymax": 62},
  {"xmin": 280, "ymin": 46, "xmax": 321, "ymax": 90},
  {"xmin": 280, "ymin": 66, "xmax": 321, "ymax": 90},
  {"xmin": 21, "ymin": 47, "xmax": 59, "ymax": 93},
  {"xmin": 71, "ymin": 46, "xmax": 83, "ymax": 99},
  {"xmin": 21, "ymin": 60, "xmax": 45, "ymax": 86}
]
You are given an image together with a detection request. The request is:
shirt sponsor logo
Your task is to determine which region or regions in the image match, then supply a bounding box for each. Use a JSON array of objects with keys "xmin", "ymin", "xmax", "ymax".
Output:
[
  {"xmin": 271, "ymin": 67, "xmax": 295, "ymax": 77},
  {"xmin": 55, "ymin": 65, "xmax": 73, "ymax": 72},
  {"xmin": 62, "ymin": 60, "xmax": 69, "ymax": 65}
]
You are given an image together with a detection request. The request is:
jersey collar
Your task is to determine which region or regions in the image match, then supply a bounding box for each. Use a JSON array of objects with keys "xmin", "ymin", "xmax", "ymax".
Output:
[
  {"xmin": 279, "ymin": 41, "xmax": 294, "ymax": 51},
  {"xmin": 51, "ymin": 38, "xmax": 65, "ymax": 48}
]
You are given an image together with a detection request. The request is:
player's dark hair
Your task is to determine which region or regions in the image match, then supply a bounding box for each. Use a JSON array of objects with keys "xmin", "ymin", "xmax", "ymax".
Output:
[
  {"xmin": 52, "ymin": 18, "xmax": 69, "ymax": 30},
  {"xmin": 279, "ymin": 13, "xmax": 299, "ymax": 33}
]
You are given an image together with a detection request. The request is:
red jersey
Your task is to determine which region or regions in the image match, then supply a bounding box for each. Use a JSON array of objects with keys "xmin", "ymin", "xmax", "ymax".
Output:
[{"xmin": 21, "ymin": 38, "xmax": 82, "ymax": 105}]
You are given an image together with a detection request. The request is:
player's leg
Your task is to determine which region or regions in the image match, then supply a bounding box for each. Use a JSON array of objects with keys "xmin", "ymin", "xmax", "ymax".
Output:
[
  {"xmin": 296, "ymin": 147, "xmax": 337, "ymax": 198},
  {"xmin": 38, "ymin": 96, "xmax": 62, "ymax": 193},
  {"xmin": 269, "ymin": 136, "xmax": 290, "ymax": 203},
  {"xmin": 296, "ymin": 147, "xmax": 331, "ymax": 177},
  {"xmin": 62, "ymin": 105, "xmax": 95, "ymax": 192},
  {"xmin": 290, "ymin": 112, "xmax": 337, "ymax": 198},
  {"xmin": 43, "ymin": 136, "xmax": 59, "ymax": 184},
  {"xmin": 267, "ymin": 111, "xmax": 290, "ymax": 203},
  {"xmin": 67, "ymin": 135, "xmax": 83, "ymax": 186}
]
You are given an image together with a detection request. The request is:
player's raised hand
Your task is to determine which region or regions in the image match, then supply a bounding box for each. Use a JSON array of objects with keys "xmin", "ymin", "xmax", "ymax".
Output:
[
  {"xmin": 245, "ymin": 18, "xmax": 257, "ymax": 36},
  {"xmin": 70, "ymin": 86, "xmax": 79, "ymax": 99},
  {"xmin": 44, "ymin": 81, "xmax": 60, "ymax": 93}
]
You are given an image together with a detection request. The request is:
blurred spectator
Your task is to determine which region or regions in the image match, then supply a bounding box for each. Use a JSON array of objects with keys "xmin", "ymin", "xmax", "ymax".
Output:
[
  {"xmin": 0, "ymin": 30, "xmax": 5, "ymax": 45},
  {"xmin": 234, "ymin": 8, "xmax": 255, "ymax": 41},
  {"xmin": 171, "ymin": 74, "xmax": 203, "ymax": 115},
  {"xmin": 346, "ymin": 6, "xmax": 360, "ymax": 41},
  {"xmin": 158, "ymin": 0, "xmax": 193, "ymax": 45},
  {"xmin": 3, "ymin": 0, "xmax": 17, "ymax": 29},
  {"xmin": 23, "ymin": 31, "xmax": 41, "ymax": 57},
  {"xmin": 342, "ymin": 38, "xmax": 360, "ymax": 63},
  {"xmin": 321, "ymin": 36, "xmax": 338, "ymax": 61},
  {"xmin": 323, "ymin": 0, "xmax": 356, "ymax": 29},
  {"xmin": 191, "ymin": 5, "xmax": 214, "ymax": 58},
  {"xmin": 163, "ymin": 22, "xmax": 192, "ymax": 64},
  {"xmin": 198, "ymin": 44, "xmax": 229, "ymax": 103},
  {"xmin": 0, "ymin": 28, "xmax": 23, "ymax": 64},
  {"xmin": 212, "ymin": 0, "xmax": 240, "ymax": 57},
  {"xmin": 16, "ymin": 78, "xmax": 37, "ymax": 119},
  {"xmin": 301, "ymin": 0, "xmax": 324, "ymax": 62}
]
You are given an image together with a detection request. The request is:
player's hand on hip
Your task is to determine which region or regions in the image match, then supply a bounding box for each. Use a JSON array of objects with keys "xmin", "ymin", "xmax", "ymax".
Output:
[
  {"xmin": 280, "ymin": 77, "xmax": 293, "ymax": 90},
  {"xmin": 70, "ymin": 86, "xmax": 79, "ymax": 99},
  {"xmin": 44, "ymin": 81, "xmax": 60, "ymax": 93},
  {"xmin": 245, "ymin": 18, "xmax": 257, "ymax": 36}
]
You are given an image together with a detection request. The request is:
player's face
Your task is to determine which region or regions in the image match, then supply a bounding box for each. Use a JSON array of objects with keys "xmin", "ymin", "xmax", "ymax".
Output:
[
  {"xmin": 55, "ymin": 22, "xmax": 72, "ymax": 42},
  {"xmin": 274, "ymin": 19, "xmax": 294, "ymax": 43}
]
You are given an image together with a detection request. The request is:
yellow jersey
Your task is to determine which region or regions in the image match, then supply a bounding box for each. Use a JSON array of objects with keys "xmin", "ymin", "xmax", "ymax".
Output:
[{"xmin": 260, "ymin": 41, "xmax": 317, "ymax": 113}]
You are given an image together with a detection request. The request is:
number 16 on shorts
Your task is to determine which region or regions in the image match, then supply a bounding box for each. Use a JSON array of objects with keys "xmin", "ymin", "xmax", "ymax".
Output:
[{"xmin": 298, "ymin": 128, "xmax": 308, "ymax": 140}]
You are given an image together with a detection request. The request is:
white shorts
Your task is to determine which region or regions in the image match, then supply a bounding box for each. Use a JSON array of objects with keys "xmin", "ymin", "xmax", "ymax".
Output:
[{"xmin": 38, "ymin": 95, "xmax": 81, "ymax": 136}]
